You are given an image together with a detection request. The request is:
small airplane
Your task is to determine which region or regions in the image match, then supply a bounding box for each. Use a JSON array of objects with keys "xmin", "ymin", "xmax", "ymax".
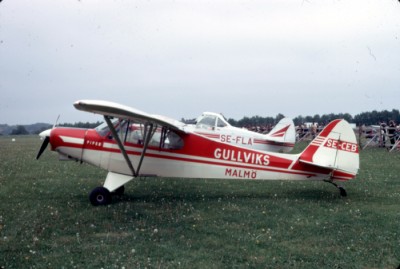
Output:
[
  {"xmin": 37, "ymin": 100, "xmax": 360, "ymax": 206},
  {"xmin": 186, "ymin": 112, "xmax": 296, "ymax": 153}
]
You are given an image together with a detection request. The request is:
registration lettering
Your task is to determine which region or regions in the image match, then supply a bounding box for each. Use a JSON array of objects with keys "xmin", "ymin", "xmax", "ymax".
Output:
[
  {"xmin": 221, "ymin": 135, "xmax": 253, "ymax": 145},
  {"xmin": 324, "ymin": 139, "xmax": 358, "ymax": 153}
]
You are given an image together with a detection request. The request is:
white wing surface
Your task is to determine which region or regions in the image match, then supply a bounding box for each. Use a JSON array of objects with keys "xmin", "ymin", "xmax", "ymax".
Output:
[{"xmin": 74, "ymin": 100, "xmax": 187, "ymax": 133}]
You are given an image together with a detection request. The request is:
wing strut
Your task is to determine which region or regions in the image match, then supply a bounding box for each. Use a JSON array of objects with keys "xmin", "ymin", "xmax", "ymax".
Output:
[
  {"xmin": 104, "ymin": 116, "xmax": 136, "ymax": 176},
  {"xmin": 136, "ymin": 122, "xmax": 155, "ymax": 175},
  {"xmin": 104, "ymin": 116, "xmax": 156, "ymax": 177}
]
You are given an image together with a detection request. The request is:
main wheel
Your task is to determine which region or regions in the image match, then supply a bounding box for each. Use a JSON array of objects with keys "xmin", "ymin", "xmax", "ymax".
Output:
[{"xmin": 89, "ymin": 187, "xmax": 112, "ymax": 206}]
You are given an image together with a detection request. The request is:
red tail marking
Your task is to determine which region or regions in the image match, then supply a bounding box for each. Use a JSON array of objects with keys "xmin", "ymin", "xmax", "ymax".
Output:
[
  {"xmin": 270, "ymin": 125, "xmax": 290, "ymax": 138},
  {"xmin": 300, "ymin": 119, "xmax": 342, "ymax": 163}
]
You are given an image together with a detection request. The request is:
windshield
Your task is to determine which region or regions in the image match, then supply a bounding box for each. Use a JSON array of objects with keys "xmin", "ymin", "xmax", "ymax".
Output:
[
  {"xmin": 196, "ymin": 115, "xmax": 216, "ymax": 128},
  {"xmin": 95, "ymin": 121, "xmax": 115, "ymax": 137},
  {"xmin": 196, "ymin": 113, "xmax": 228, "ymax": 129}
]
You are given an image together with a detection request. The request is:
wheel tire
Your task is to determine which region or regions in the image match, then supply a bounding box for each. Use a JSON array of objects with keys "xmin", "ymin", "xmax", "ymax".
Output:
[
  {"xmin": 112, "ymin": 185, "xmax": 125, "ymax": 196},
  {"xmin": 89, "ymin": 187, "xmax": 112, "ymax": 206},
  {"xmin": 339, "ymin": 186, "xmax": 347, "ymax": 197}
]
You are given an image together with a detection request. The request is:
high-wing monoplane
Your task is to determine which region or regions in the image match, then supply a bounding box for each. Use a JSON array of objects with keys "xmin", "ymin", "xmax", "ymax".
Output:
[
  {"xmin": 37, "ymin": 100, "xmax": 359, "ymax": 206},
  {"xmin": 186, "ymin": 112, "xmax": 296, "ymax": 153}
]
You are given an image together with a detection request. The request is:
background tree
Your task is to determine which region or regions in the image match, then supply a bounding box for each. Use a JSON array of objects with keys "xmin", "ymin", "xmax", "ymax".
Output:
[{"xmin": 11, "ymin": 125, "xmax": 29, "ymax": 135}]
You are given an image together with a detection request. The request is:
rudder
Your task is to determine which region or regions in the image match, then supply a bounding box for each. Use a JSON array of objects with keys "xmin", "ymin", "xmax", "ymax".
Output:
[{"xmin": 266, "ymin": 118, "xmax": 296, "ymax": 152}]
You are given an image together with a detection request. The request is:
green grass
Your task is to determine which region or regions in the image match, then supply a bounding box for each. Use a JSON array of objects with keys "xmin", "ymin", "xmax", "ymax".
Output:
[{"xmin": 1, "ymin": 136, "xmax": 399, "ymax": 268}]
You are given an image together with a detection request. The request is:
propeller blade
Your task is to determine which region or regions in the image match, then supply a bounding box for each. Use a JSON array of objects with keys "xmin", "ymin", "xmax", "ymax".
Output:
[{"xmin": 36, "ymin": 136, "xmax": 50, "ymax": 160}]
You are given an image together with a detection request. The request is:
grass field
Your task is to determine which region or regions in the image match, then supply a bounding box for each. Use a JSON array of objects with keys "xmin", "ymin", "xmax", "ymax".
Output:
[{"xmin": 1, "ymin": 135, "xmax": 399, "ymax": 268}]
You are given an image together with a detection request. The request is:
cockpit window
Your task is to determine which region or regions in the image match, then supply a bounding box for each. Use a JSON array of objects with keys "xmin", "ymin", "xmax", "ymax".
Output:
[
  {"xmin": 196, "ymin": 114, "xmax": 228, "ymax": 129},
  {"xmin": 165, "ymin": 130, "xmax": 184, "ymax": 149},
  {"xmin": 196, "ymin": 115, "xmax": 216, "ymax": 129},
  {"xmin": 217, "ymin": 117, "xmax": 227, "ymax": 128},
  {"xmin": 95, "ymin": 120, "xmax": 184, "ymax": 150}
]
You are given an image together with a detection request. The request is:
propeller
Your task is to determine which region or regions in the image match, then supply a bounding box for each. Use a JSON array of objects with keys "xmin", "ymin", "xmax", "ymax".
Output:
[
  {"xmin": 36, "ymin": 136, "xmax": 50, "ymax": 160},
  {"xmin": 36, "ymin": 115, "xmax": 59, "ymax": 160},
  {"xmin": 36, "ymin": 129, "xmax": 51, "ymax": 160}
]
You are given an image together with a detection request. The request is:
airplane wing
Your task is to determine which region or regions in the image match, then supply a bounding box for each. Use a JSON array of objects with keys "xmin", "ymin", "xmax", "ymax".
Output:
[{"xmin": 73, "ymin": 100, "xmax": 187, "ymax": 133}]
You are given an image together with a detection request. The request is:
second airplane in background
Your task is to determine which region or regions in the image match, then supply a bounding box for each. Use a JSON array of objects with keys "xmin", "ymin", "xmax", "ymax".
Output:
[{"xmin": 187, "ymin": 112, "xmax": 296, "ymax": 153}]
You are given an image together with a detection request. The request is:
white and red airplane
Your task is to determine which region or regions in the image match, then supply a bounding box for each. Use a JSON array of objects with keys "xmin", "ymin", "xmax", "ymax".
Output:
[
  {"xmin": 37, "ymin": 100, "xmax": 359, "ymax": 206},
  {"xmin": 187, "ymin": 112, "xmax": 296, "ymax": 153}
]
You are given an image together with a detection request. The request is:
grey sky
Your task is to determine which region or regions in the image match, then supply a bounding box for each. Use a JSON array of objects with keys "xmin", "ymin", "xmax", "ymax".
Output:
[{"xmin": 1, "ymin": 0, "xmax": 399, "ymax": 125}]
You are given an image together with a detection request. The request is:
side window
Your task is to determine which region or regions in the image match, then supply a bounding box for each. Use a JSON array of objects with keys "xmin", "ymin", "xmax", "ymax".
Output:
[
  {"xmin": 95, "ymin": 120, "xmax": 184, "ymax": 150},
  {"xmin": 125, "ymin": 123, "xmax": 156, "ymax": 145},
  {"xmin": 125, "ymin": 124, "xmax": 184, "ymax": 150},
  {"xmin": 126, "ymin": 125, "xmax": 144, "ymax": 144},
  {"xmin": 165, "ymin": 130, "xmax": 184, "ymax": 149},
  {"xmin": 117, "ymin": 120, "xmax": 129, "ymax": 141},
  {"xmin": 217, "ymin": 117, "xmax": 227, "ymax": 128}
]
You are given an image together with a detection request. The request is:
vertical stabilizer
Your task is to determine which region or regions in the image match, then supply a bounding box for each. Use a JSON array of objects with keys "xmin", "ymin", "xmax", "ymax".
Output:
[
  {"xmin": 265, "ymin": 118, "xmax": 296, "ymax": 152},
  {"xmin": 299, "ymin": 119, "xmax": 359, "ymax": 180}
]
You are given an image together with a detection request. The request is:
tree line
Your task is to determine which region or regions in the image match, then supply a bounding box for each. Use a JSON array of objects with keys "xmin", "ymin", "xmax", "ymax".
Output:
[
  {"xmin": 6, "ymin": 109, "xmax": 400, "ymax": 135},
  {"xmin": 6, "ymin": 121, "xmax": 102, "ymax": 135},
  {"xmin": 226, "ymin": 109, "xmax": 400, "ymax": 128}
]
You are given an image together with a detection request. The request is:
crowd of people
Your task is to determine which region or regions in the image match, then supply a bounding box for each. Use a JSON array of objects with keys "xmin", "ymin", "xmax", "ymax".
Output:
[
  {"xmin": 245, "ymin": 120, "xmax": 400, "ymax": 151},
  {"xmin": 244, "ymin": 124, "xmax": 274, "ymax": 134},
  {"xmin": 244, "ymin": 122, "xmax": 325, "ymax": 138},
  {"xmin": 361, "ymin": 120, "xmax": 400, "ymax": 149},
  {"xmin": 296, "ymin": 122, "xmax": 325, "ymax": 140}
]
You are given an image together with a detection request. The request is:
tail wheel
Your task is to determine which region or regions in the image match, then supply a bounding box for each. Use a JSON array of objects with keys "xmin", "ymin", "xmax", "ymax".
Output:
[
  {"xmin": 338, "ymin": 186, "xmax": 347, "ymax": 197},
  {"xmin": 89, "ymin": 187, "xmax": 112, "ymax": 206},
  {"xmin": 324, "ymin": 180, "xmax": 348, "ymax": 197}
]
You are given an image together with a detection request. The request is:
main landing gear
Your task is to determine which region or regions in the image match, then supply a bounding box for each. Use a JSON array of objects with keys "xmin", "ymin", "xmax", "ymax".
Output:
[
  {"xmin": 89, "ymin": 186, "xmax": 125, "ymax": 206},
  {"xmin": 325, "ymin": 180, "xmax": 347, "ymax": 197},
  {"xmin": 87, "ymin": 116, "xmax": 155, "ymax": 206}
]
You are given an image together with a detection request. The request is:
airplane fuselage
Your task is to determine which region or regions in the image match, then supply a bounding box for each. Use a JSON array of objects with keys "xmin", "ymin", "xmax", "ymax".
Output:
[{"xmin": 49, "ymin": 126, "xmax": 335, "ymax": 183}]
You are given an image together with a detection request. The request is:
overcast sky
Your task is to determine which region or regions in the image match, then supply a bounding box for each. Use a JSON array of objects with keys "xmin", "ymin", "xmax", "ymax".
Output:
[{"xmin": 1, "ymin": 0, "xmax": 399, "ymax": 125}]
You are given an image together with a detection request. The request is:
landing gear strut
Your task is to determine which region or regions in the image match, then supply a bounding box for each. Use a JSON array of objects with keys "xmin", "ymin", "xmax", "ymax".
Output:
[
  {"xmin": 325, "ymin": 180, "xmax": 347, "ymax": 197},
  {"xmin": 112, "ymin": 185, "xmax": 125, "ymax": 196}
]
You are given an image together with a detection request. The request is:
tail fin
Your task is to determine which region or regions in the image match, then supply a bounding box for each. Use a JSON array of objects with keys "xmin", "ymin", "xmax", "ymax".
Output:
[
  {"xmin": 265, "ymin": 118, "xmax": 296, "ymax": 152},
  {"xmin": 299, "ymin": 119, "xmax": 359, "ymax": 180}
]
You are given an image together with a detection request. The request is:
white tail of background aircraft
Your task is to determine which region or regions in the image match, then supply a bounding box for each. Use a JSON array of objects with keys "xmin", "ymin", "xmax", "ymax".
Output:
[{"xmin": 264, "ymin": 117, "xmax": 296, "ymax": 151}]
